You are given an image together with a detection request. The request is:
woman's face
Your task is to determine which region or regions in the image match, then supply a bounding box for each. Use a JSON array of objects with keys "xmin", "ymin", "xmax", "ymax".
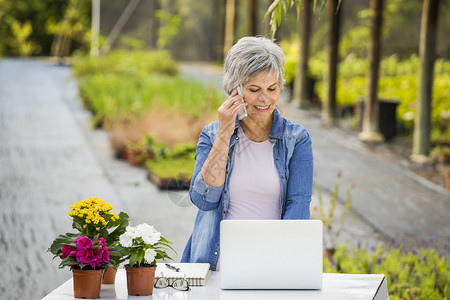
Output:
[{"xmin": 242, "ymin": 71, "xmax": 280, "ymax": 121}]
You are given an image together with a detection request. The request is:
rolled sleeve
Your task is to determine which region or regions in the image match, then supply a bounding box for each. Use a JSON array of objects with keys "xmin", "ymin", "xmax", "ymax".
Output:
[{"xmin": 190, "ymin": 172, "xmax": 224, "ymax": 211}]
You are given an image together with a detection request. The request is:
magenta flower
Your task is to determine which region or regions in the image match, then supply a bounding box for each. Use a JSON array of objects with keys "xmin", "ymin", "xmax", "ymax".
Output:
[
  {"xmin": 98, "ymin": 237, "xmax": 106, "ymax": 247},
  {"xmin": 74, "ymin": 236, "xmax": 93, "ymax": 249},
  {"xmin": 61, "ymin": 244, "xmax": 76, "ymax": 259},
  {"xmin": 68, "ymin": 236, "xmax": 110, "ymax": 269}
]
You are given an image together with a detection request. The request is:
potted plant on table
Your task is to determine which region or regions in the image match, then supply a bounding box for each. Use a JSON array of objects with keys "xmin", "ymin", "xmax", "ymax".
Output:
[
  {"xmin": 48, "ymin": 197, "xmax": 129, "ymax": 298},
  {"xmin": 118, "ymin": 223, "xmax": 175, "ymax": 296}
]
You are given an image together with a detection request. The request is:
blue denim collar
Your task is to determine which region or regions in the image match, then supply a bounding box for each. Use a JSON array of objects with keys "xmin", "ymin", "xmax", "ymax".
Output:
[{"xmin": 234, "ymin": 108, "xmax": 283, "ymax": 140}]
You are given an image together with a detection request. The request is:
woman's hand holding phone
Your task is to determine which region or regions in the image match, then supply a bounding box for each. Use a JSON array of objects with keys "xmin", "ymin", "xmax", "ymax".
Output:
[{"xmin": 217, "ymin": 89, "xmax": 247, "ymax": 139}]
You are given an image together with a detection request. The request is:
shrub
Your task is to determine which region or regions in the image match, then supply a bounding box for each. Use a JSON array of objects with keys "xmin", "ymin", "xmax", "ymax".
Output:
[
  {"xmin": 72, "ymin": 50, "xmax": 179, "ymax": 77},
  {"xmin": 145, "ymin": 143, "xmax": 196, "ymax": 181},
  {"xmin": 324, "ymin": 244, "xmax": 449, "ymax": 300},
  {"xmin": 77, "ymin": 73, "xmax": 223, "ymax": 128}
]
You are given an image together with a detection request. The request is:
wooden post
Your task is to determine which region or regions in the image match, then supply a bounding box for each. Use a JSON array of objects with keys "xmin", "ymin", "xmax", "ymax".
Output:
[
  {"xmin": 293, "ymin": 0, "xmax": 312, "ymax": 109},
  {"xmin": 322, "ymin": 0, "xmax": 341, "ymax": 124},
  {"xmin": 248, "ymin": 0, "xmax": 257, "ymax": 36},
  {"xmin": 224, "ymin": 0, "xmax": 236, "ymax": 58},
  {"xmin": 90, "ymin": 0, "xmax": 100, "ymax": 56},
  {"xmin": 411, "ymin": 0, "xmax": 440, "ymax": 163},
  {"xmin": 358, "ymin": 0, "xmax": 384, "ymax": 142}
]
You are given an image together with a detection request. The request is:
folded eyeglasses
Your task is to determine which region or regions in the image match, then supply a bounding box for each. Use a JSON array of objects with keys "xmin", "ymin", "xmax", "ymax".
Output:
[{"xmin": 154, "ymin": 272, "xmax": 190, "ymax": 291}]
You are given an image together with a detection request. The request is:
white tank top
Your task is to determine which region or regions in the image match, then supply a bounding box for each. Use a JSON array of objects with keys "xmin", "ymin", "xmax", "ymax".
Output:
[{"xmin": 225, "ymin": 125, "xmax": 281, "ymax": 220}]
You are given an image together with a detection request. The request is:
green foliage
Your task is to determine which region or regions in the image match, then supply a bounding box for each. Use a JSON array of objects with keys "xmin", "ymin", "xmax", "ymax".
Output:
[
  {"xmin": 155, "ymin": 9, "xmax": 181, "ymax": 49},
  {"xmin": 265, "ymin": 0, "xmax": 326, "ymax": 39},
  {"xmin": 145, "ymin": 141, "xmax": 196, "ymax": 181},
  {"xmin": 324, "ymin": 244, "xmax": 449, "ymax": 300},
  {"xmin": 78, "ymin": 73, "xmax": 223, "ymax": 128},
  {"xmin": 315, "ymin": 175, "xmax": 353, "ymax": 249},
  {"xmin": 281, "ymin": 39, "xmax": 450, "ymax": 143},
  {"xmin": 125, "ymin": 134, "xmax": 196, "ymax": 181},
  {"xmin": 72, "ymin": 50, "xmax": 179, "ymax": 78},
  {"xmin": 0, "ymin": 0, "xmax": 90, "ymax": 56},
  {"xmin": 8, "ymin": 19, "xmax": 40, "ymax": 56},
  {"xmin": 73, "ymin": 50, "xmax": 223, "ymax": 128}
]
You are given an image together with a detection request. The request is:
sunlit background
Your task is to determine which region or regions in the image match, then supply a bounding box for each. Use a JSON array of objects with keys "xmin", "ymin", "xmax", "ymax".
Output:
[{"xmin": 0, "ymin": 0, "xmax": 449, "ymax": 299}]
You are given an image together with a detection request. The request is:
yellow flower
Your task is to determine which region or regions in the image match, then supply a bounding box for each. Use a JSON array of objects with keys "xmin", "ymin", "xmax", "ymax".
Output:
[{"xmin": 68, "ymin": 197, "xmax": 118, "ymax": 230}]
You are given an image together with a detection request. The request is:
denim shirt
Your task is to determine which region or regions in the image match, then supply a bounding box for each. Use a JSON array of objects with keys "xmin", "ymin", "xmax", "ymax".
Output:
[{"xmin": 181, "ymin": 109, "xmax": 313, "ymax": 270}]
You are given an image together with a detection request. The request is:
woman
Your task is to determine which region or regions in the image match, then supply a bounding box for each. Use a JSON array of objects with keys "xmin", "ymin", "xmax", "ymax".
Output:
[{"xmin": 181, "ymin": 37, "xmax": 313, "ymax": 270}]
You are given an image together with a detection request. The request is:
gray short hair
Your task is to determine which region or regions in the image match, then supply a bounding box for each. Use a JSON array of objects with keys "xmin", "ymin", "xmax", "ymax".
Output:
[{"xmin": 223, "ymin": 36, "xmax": 285, "ymax": 95}]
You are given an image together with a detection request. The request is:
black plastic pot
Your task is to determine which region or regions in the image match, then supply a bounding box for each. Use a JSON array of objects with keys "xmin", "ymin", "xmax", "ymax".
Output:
[{"xmin": 359, "ymin": 99, "xmax": 400, "ymax": 140}]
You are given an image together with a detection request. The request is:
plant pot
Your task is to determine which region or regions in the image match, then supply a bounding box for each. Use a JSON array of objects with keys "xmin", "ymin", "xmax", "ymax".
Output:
[
  {"xmin": 72, "ymin": 268, "xmax": 103, "ymax": 299},
  {"xmin": 102, "ymin": 267, "xmax": 117, "ymax": 284},
  {"xmin": 125, "ymin": 265, "xmax": 156, "ymax": 296}
]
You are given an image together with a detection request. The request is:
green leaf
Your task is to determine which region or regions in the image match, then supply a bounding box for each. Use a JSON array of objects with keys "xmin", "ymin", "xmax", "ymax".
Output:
[
  {"xmin": 129, "ymin": 252, "xmax": 138, "ymax": 267},
  {"xmin": 49, "ymin": 233, "xmax": 79, "ymax": 255},
  {"xmin": 105, "ymin": 212, "xmax": 129, "ymax": 245},
  {"xmin": 137, "ymin": 250, "xmax": 145, "ymax": 265},
  {"xmin": 71, "ymin": 217, "xmax": 84, "ymax": 232}
]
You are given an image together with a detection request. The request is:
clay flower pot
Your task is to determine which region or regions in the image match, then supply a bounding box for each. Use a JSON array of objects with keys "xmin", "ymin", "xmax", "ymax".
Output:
[
  {"xmin": 125, "ymin": 265, "xmax": 156, "ymax": 296},
  {"xmin": 72, "ymin": 268, "xmax": 103, "ymax": 299},
  {"xmin": 102, "ymin": 267, "xmax": 117, "ymax": 284}
]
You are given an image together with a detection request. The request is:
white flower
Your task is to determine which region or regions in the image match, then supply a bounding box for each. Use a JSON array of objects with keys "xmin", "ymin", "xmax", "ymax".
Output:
[
  {"xmin": 142, "ymin": 230, "xmax": 161, "ymax": 245},
  {"xmin": 119, "ymin": 232, "xmax": 133, "ymax": 247},
  {"xmin": 126, "ymin": 225, "xmax": 142, "ymax": 238},
  {"xmin": 144, "ymin": 249, "xmax": 157, "ymax": 264}
]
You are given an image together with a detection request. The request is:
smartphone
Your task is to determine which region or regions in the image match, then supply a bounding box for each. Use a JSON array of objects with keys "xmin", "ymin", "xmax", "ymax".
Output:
[{"xmin": 235, "ymin": 85, "xmax": 247, "ymax": 120}]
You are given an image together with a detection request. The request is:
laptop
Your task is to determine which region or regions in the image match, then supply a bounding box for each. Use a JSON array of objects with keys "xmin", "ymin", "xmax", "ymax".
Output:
[{"xmin": 220, "ymin": 219, "xmax": 323, "ymax": 290}]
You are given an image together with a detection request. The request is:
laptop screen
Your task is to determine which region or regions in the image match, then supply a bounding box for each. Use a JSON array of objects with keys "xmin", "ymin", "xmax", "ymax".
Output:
[{"xmin": 220, "ymin": 219, "xmax": 323, "ymax": 290}]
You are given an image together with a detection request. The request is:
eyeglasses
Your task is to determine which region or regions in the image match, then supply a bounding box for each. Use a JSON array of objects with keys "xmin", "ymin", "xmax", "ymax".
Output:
[{"xmin": 154, "ymin": 272, "xmax": 190, "ymax": 291}]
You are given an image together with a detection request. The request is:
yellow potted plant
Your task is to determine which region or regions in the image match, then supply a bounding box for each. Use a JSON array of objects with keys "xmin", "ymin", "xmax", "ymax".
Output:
[{"xmin": 48, "ymin": 197, "xmax": 129, "ymax": 298}]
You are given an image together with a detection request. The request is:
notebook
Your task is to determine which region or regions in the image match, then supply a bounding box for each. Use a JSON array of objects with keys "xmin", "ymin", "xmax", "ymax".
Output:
[
  {"xmin": 155, "ymin": 263, "xmax": 211, "ymax": 286},
  {"xmin": 220, "ymin": 219, "xmax": 323, "ymax": 289}
]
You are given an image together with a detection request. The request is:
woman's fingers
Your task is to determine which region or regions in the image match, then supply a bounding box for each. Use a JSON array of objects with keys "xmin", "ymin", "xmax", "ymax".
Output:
[
  {"xmin": 231, "ymin": 101, "xmax": 247, "ymax": 115},
  {"xmin": 223, "ymin": 91, "xmax": 244, "ymax": 108}
]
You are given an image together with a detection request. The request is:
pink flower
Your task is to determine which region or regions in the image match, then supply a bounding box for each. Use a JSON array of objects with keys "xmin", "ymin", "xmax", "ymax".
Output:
[
  {"xmin": 74, "ymin": 236, "xmax": 93, "ymax": 249},
  {"xmin": 70, "ymin": 236, "xmax": 110, "ymax": 269},
  {"xmin": 61, "ymin": 245, "xmax": 76, "ymax": 259},
  {"xmin": 98, "ymin": 237, "xmax": 106, "ymax": 247}
]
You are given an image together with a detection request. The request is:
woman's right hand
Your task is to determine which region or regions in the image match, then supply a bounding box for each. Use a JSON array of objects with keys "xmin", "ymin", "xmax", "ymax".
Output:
[{"xmin": 217, "ymin": 89, "xmax": 247, "ymax": 139}]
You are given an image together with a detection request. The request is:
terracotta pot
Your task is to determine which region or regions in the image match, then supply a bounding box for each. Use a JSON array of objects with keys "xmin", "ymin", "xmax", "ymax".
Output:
[
  {"xmin": 102, "ymin": 267, "xmax": 117, "ymax": 284},
  {"xmin": 72, "ymin": 268, "xmax": 103, "ymax": 299},
  {"xmin": 125, "ymin": 265, "xmax": 156, "ymax": 296}
]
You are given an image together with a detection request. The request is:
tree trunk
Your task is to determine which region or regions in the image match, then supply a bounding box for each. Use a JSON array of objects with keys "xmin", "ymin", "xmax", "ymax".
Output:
[
  {"xmin": 358, "ymin": 0, "xmax": 384, "ymax": 142},
  {"xmin": 411, "ymin": 0, "xmax": 440, "ymax": 162},
  {"xmin": 322, "ymin": 0, "xmax": 341, "ymax": 123},
  {"xmin": 224, "ymin": 0, "xmax": 236, "ymax": 58},
  {"xmin": 248, "ymin": 0, "xmax": 257, "ymax": 36},
  {"xmin": 216, "ymin": 0, "xmax": 227, "ymax": 61},
  {"xmin": 150, "ymin": 0, "xmax": 160, "ymax": 49},
  {"xmin": 293, "ymin": 0, "xmax": 312, "ymax": 109}
]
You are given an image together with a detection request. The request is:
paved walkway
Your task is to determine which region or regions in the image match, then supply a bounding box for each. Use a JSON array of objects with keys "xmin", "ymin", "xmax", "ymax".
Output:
[
  {"xmin": 0, "ymin": 59, "xmax": 449, "ymax": 299},
  {"xmin": 0, "ymin": 59, "xmax": 197, "ymax": 299}
]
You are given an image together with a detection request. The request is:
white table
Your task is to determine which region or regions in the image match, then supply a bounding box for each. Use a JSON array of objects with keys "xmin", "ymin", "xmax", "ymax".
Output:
[{"xmin": 42, "ymin": 269, "xmax": 389, "ymax": 300}]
